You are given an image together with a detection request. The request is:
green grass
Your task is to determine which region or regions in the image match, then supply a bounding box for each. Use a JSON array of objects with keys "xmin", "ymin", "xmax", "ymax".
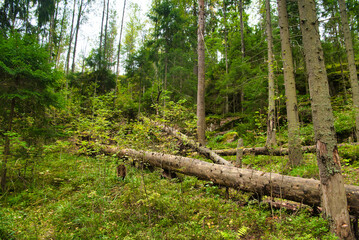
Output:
[{"xmin": 0, "ymin": 150, "xmax": 338, "ymax": 239}]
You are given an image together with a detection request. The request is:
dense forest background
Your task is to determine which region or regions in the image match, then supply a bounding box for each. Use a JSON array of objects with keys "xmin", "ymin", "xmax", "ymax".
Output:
[{"xmin": 1, "ymin": 0, "xmax": 359, "ymax": 239}]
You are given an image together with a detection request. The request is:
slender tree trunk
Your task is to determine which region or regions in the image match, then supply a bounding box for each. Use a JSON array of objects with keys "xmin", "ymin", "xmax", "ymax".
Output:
[
  {"xmin": 239, "ymin": 0, "xmax": 245, "ymax": 114},
  {"xmin": 298, "ymin": 0, "xmax": 354, "ymax": 238},
  {"xmin": 277, "ymin": 0, "xmax": 302, "ymax": 166},
  {"xmin": 103, "ymin": 0, "xmax": 110, "ymax": 69},
  {"xmin": 265, "ymin": 0, "xmax": 276, "ymax": 147},
  {"xmin": 99, "ymin": 0, "xmax": 106, "ymax": 70},
  {"xmin": 223, "ymin": 0, "xmax": 229, "ymax": 115},
  {"xmin": 197, "ymin": 0, "xmax": 206, "ymax": 145},
  {"xmin": 0, "ymin": 98, "xmax": 15, "ymax": 191},
  {"xmin": 239, "ymin": 0, "xmax": 245, "ymax": 57},
  {"xmin": 338, "ymin": 0, "xmax": 359, "ymax": 142},
  {"xmin": 66, "ymin": 0, "xmax": 76, "ymax": 75},
  {"xmin": 71, "ymin": 0, "xmax": 84, "ymax": 73},
  {"xmin": 116, "ymin": 0, "xmax": 127, "ymax": 78},
  {"xmin": 56, "ymin": 2, "xmax": 67, "ymax": 68}
]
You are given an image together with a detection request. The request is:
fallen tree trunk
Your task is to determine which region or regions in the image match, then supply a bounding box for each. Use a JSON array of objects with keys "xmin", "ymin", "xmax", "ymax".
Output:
[
  {"xmin": 145, "ymin": 118, "xmax": 232, "ymax": 166},
  {"xmin": 105, "ymin": 147, "xmax": 359, "ymax": 216},
  {"xmin": 215, "ymin": 143, "xmax": 359, "ymax": 156}
]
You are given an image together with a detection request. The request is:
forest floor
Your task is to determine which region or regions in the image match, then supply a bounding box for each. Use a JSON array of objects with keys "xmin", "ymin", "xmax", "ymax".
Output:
[{"xmin": 2, "ymin": 121, "xmax": 359, "ymax": 239}]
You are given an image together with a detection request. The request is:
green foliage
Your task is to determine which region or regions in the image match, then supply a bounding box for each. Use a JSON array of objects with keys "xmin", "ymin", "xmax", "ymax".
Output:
[{"xmin": 0, "ymin": 151, "xmax": 336, "ymax": 239}]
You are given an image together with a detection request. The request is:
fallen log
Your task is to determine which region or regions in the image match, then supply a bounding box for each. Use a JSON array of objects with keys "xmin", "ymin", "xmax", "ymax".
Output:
[
  {"xmin": 145, "ymin": 118, "xmax": 232, "ymax": 166},
  {"xmin": 214, "ymin": 143, "xmax": 359, "ymax": 156},
  {"xmin": 105, "ymin": 146, "xmax": 359, "ymax": 216}
]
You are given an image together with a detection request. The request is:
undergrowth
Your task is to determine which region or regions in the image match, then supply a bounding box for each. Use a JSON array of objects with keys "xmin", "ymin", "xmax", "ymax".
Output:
[{"xmin": 0, "ymin": 150, "xmax": 337, "ymax": 239}]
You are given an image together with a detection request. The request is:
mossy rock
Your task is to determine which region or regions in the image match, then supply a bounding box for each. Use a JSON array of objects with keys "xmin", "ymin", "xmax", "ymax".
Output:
[{"xmin": 221, "ymin": 132, "xmax": 239, "ymax": 143}]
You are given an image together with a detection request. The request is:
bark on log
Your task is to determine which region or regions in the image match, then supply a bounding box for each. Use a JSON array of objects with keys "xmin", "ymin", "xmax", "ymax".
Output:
[
  {"xmin": 215, "ymin": 143, "xmax": 359, "ymax": 156},
  {"xmin": 105, "ymin": 147, "xmax": 359, "ymax": 216},
  {"xmin": 146, "ymin": 119, "xmax": 232, "ymax": 166}
]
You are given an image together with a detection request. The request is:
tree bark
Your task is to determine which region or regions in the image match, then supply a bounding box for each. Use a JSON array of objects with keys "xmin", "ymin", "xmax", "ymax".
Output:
[
  {"xmin": 265, "ymin": 0, "xmax": 276, "ymax": 147},
  {"xmin": 197, "ymin": 0, "xmax": 206, "ymax": 145},
  {"xmin": 277, "ymin": 0, "xmax": 302, "ymax": 166},
  {"xmin": 104, "ymin": 147, "xmax": 359, "ymax": 217},
  {"xmin": 338, "ymin": 0, "xmax": 359, "ymax": 142},
  {"xmin": 298, "ymin": 0, "xmax": 354, "ymax": 238}
]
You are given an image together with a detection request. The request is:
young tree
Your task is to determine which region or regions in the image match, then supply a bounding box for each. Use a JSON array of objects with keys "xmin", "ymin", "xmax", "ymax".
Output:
[
  {"xmin": 277, "ymin": 0, "xmax": 302, "ymax": 166},
  {"xmin": 197, "ymin": 0, "xmax": 206, "ymax": 145},
  {"xmin": 265, "ymin": 0, "xmax": 276, "ymax": 147},
  {"xmin": 0, "ymin": 33, "xmax": 59, "ymax": 190},
  {"xmin": 298, "ymin": 0, "xmax": 354, "ymax": 238},
  {"xmin": 338, "ymin": 0, "xmax": 359, "ymax": 141}
]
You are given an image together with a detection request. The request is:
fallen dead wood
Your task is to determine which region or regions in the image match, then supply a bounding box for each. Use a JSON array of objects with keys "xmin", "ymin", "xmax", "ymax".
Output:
[
  {"xmin": 145, "ymin": 118, "xmax": 232, "ymax": 166},
  {"xmin": 214, "ymin": 143, "xmax": 359, "ymax": 156},
  {"xmin": 104, "ymin": 146, "xmax": 359, "ymax": 216}
]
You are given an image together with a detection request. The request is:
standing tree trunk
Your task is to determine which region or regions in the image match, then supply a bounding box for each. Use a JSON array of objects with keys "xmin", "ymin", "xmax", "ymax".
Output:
[
  {"xmin": 197, "ymin": 0, "xmax": 206, "ymax": 145},
  {"xmin": 116, "ymin": 0, "xmax": 127, "ymax": 78},
  {"xmin": 265, "ymin": 0, "xmax": 276, "ymax": 147},
  {"xmin": 338, "ymin": 0, "xmax": 359, "ymax": 142},
  {"xmin": 65, "ymin": 0, "xmax": 77, "ymax": 74},
  {"xmin": 55, "ymin": 2, "xmax": 67, "ymax": 69},
  {"xmin": 71, "ymin": 0, "xmax": 84, "ymax": 73},
  {"xmin": 298, "ymin": 0, "xmax": 354, "ymax": 238},
  {"xmin": 223, "ymin": 0, "xmax": 229, "ymax": 115},
  {"xmin": 99, "ymin": 0, "xmax": 106, "ymax": 70},
  {"xmin": 277, "ymin": 0, "xmax": 302, "ymax": 166},
  {"xmin": 103, "ymin": 0, "xmax": 110, "ymax": 69},
  {"xmin": 239, "ymin": 0, "xmax": 245, "ymax": 57},
  {"xmin": 239, "ymin": 0, "xmax": 245, "ymax": 113}
]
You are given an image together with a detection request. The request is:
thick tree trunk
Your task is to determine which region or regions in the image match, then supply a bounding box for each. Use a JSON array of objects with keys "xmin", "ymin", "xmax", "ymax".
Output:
[
  {"xmin": 147, "ymin": 119, "xmax": 232, "ymax": 166},
  {"xmin": 265, "ymin": 0, "xmax": 276, "ymax": 147},
  {"xmin": 338, "ymin": 0, "xmax": 359, "ymax": 142},
  {"xmin": 298, "ymin": 0, "xmax": 354, "ymax": 238},
  {"xmin": 277, "ymin": 0, "xmax": 302, "ymax": 166},
  {"xmin": 105, "ymin": 147, "xmax": 359, "ymax": 217},
  {"xmin": 197, "ymin": 0, "xmax": 206, "ymax": 145},
  {"xmin": 71, "ymin": 0, "xmax": 84, "ymax": 73}
]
